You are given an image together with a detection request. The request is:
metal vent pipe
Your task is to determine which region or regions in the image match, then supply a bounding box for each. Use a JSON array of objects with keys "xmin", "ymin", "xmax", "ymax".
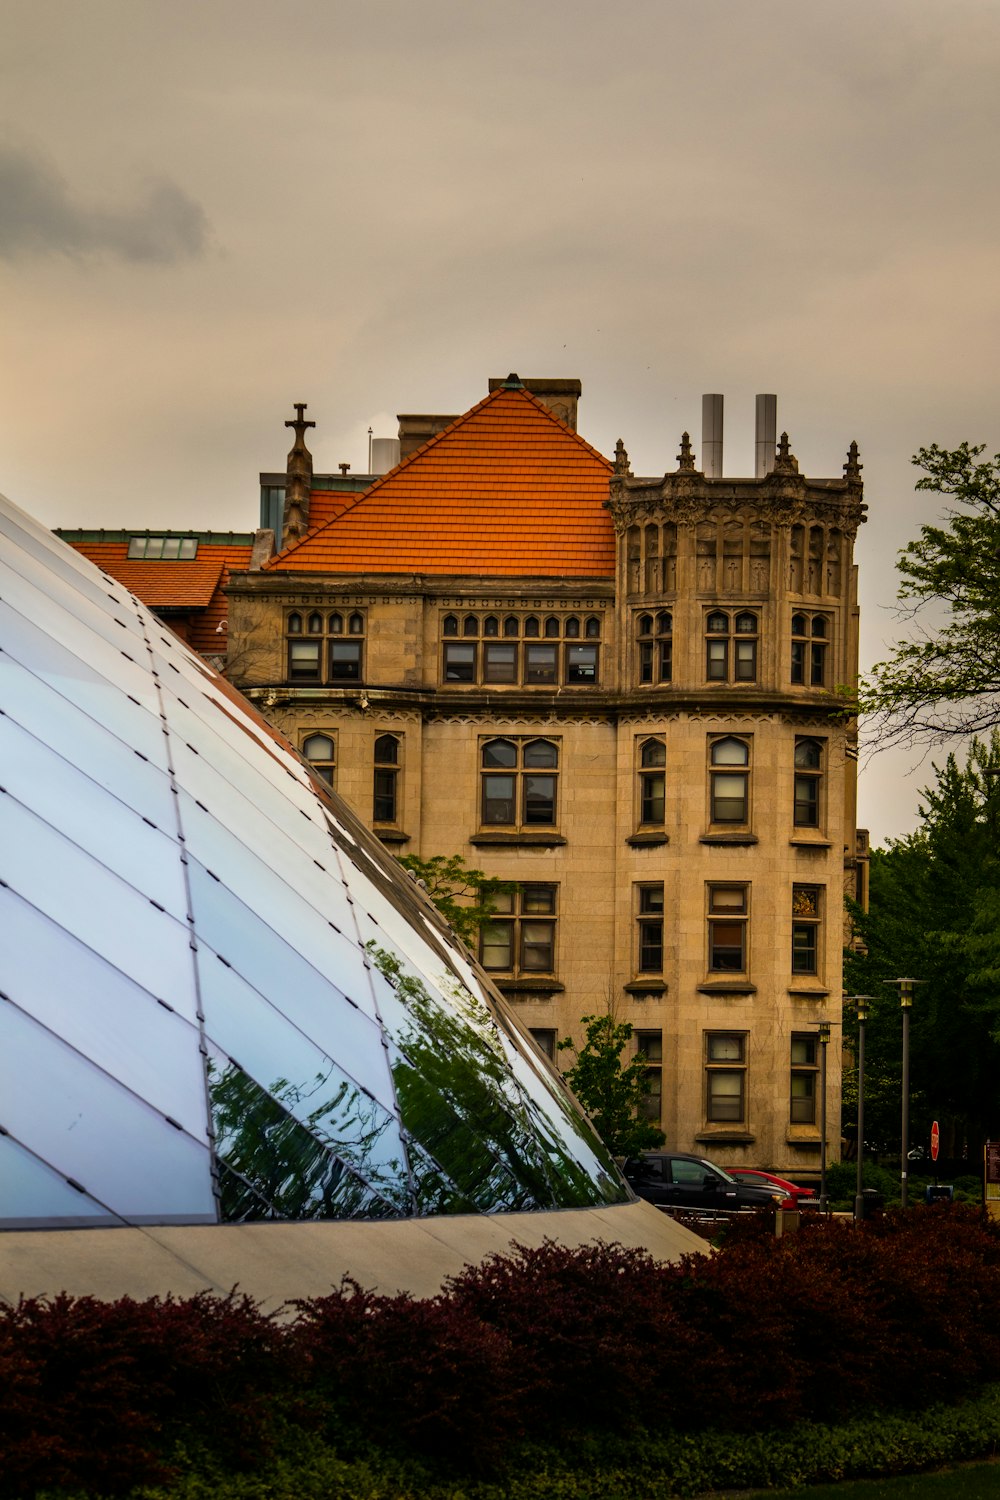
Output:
[
  {"xmin": 755, "ymin": 394, "xmax": 777, "ymax": 478},
  {"xmin": 701, "ymin": 394, "xmax": 724, "ymax": 477}
]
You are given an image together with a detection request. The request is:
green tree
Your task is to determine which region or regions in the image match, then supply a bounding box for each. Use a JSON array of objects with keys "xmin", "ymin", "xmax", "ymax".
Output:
[
  {"xmin": 396, "ymin": 853, "xmax": 517, "ymax": 946},
  {"xmin": 559, "ymin": 1008, "xmax": 665, "ymax": 1158},
  {"xmin": 844, "ymin": 733, "xmax": 1000, "ymax": 1159},
  {"xmin": 858, "ymin": 442, "xmax": 1000, "ymax": 748}
]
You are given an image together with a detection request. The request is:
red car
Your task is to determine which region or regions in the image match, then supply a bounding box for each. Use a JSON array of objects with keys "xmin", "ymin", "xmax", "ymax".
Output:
[{"xmin": 727, "ymin": 1169, "xmax": 817, "ymax": 1208}]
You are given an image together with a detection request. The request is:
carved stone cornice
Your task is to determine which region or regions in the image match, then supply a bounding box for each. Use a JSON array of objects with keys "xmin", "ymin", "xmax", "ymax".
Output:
[{"xmin": 606, "ymin": 471, "xmax": 866, "ymax": 538}]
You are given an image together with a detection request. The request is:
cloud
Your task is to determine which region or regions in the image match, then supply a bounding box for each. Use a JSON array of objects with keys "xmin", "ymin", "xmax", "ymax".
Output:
[{"xmin": 0, "ymin": 142, "xmax": 209, "ymax": 264}]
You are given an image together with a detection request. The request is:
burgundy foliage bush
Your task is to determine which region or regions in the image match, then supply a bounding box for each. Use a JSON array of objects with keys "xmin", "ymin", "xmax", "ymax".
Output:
[
  {"xmin": 0, "ymin": 1290, "xmax": 288, "ymax": 1498},
  {"xmin": 3, "ymin": 1206, "xmax": 1000, "ymax": 1495},
  {"xmin": 444, "ymin": 1238, "xmax": 699, "ymax": 1435},
  {"xmin": 289, "ymin": 1278, "xmax": 517, "ymax": 1469}
]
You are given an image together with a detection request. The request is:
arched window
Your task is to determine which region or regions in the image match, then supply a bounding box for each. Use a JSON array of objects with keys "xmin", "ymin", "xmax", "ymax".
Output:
[
  {"xmin": 483, "ymin": 615, "xmax": 499, "ymax": 637},
  {"xmin": 709, "ymin": 736, "xmax": 751, "ymax": 825},
  {"xmin": 638, "ymin": 737, "xmax": 666, "ymax": 826},
  {"xmin": 442, "ymin": 613, "xmax": 459, "ymax": 636},
  {"xmin": 638, "ymin": 611, "xmax": 672, "ymax": 684},
  {"xmin": 706, "ymin": 611, "xmax": 756, "ymax": 683},
  {"xmin": 503, "ymin": 615, "xmax": 520, "ymax": 637},
  {"xmin": 480, "ymin": 737, "xmax": 558, "ymax": 829},
  {"xmin": 523, "ymin": 615, "xmax": 539, "ymax": 637},
  {"xmin": 373, "ymin": 733, "xmax": 401, "ymax": 824},
  {"xmin": 544, "ymin": 616, "xmax": 560, "ymax": 638},
  {"xmin": 302, "ymin": 732, "xmax": 335, "ymax": 786},
  {"xmin": 463, "ymin": 614, "xmax": 479, "ymax": 637},
  {"xmin": 285, "ymin": 611, "xmax": 364, "ymax": 683},
  {"xmin": 791, "ymin": 612, "xmax": 829, "ymax": 686},
  {"xmin": 794, "ymin": 738, "xmax": 824, "ymax": 827},
  {"xmin": 585, "ymin": 616, "xmax": 601, "ymax": 639},
  {"xmin": 564, "ymin": 616, "xmax": 580, "ymax": 638}
]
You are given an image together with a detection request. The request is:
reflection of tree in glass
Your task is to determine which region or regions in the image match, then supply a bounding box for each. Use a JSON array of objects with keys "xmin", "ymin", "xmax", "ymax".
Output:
[
  {"xmin": 208, "ymin": 1060, "xmax": 396, "ymax": 1222},
  {"xmin": 367, "ymin": 946, "xmax": 601, "ymax": 1210}
]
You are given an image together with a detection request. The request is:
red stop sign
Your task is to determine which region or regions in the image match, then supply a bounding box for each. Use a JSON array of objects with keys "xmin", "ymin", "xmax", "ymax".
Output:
[{"xmin": 931, "ymin": 1121, "xmax": 940, "ymax": 1162}]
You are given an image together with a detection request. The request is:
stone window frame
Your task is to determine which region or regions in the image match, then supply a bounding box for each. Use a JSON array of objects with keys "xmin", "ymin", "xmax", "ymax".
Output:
[
  {"xmin": 479, "ymin": 884, "xmax": 559, "ymax": 978},
  {"xmin": 286, "ymin": 608, "xmax": 365, "ymax": 685},
  {"xmin": 440, "ymin": 611, "xmax": 601, "ymax": 688},
  {"xmin": 705, "ymin": 1031, "xmax": 748, "ymax": 1124},
  {"xmin": 635, "ymin": 1029, "xmax": 663, "ymax": 1123},
  {"xmin": 479, "ymin": 736, "xmax": 560, "ymax": 833},
  {"xmin": 791, "ymin": 611, "xmax": 830, "ymax": 687},
  {"xmin": 706, "ymin": 882, "xmax": 750, "ymax": 975},
  {"xmin": 635, "ymin": 883, "xmax": 665, "ymax": 974},
  {"xmin": 791, "ymin": 884, "xmax": 823, "ymax": 977},
  {"xmin": 793, "ymin": 737, "xmax": 825, "ymax": 829},
  {"xmin": 790, "ymin": 1032, "xmax": 819, "ymax": 1125},
  {"xmin": 636, "ymin": 609, "xmax": 673, "ymax": 685},
  {"xmin": 705, "ymin": 608, "xmax": 758, "ymax": 684},
  {"xmin": 301, "ymin": 730, "xmax": 336, "ymax": 787},
  {"xmin": 636, "ymin": 736, "xmax": 667, "ymax": 829},
  {"xmin": 707, "ymin": 734, "xmax": 752, "ymax": 829},
  {"xmin": 372, "ymin": 732, "xmax": 402, "ymax": 827}
]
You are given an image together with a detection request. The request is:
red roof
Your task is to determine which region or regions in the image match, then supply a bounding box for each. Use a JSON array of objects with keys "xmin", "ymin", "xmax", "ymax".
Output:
[
  {"xmin": 268, "ymin": 386, "xmax": 615, "ymax": 578},
  {"xmin": 66, "ymin": 541, "xmax": 252, "ymax": 654}
]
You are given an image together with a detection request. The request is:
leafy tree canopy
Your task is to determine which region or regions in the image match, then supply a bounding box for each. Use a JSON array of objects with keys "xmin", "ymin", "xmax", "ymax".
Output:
[
  {"xmin": 858, "ymin": 442, "xmax": 1000, "ymax": 748},
  {"xmin": 844, "ymin": 733, "xmax": 1000, "ymax": 1157},
  {"xmin": 559, "ymin": 1010, "xmax": 665, "ymax": 1158},
  {"xmin": 396, "ymin": 853, "xmax": 516, "ymax": 947}
]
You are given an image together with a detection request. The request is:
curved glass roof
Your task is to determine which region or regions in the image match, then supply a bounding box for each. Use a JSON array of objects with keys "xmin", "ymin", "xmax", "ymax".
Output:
[{"xmin": 0, "ymin": 492, "xmax": 628, "ymax": 1228}]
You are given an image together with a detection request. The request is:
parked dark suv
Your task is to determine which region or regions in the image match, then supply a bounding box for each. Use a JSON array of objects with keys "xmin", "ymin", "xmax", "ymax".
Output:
[{"xmin": 623, "ymin": 1151, "xmax": 791, "ymax": 1213}]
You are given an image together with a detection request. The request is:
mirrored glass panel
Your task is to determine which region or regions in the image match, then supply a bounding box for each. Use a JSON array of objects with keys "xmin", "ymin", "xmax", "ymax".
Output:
[
  {"xmin": 2, "ymin": 717, "xmax": 189, "ymax": 921},
  {"xmin": 0, "ymin": 1003, "xmax": 214, "ymax": 1222},
  {"xmin": 0, "ymin": 491, "xmax": 629, "ymax": 1228},
  {"xmin": 2, "ymin": 886, "xmax": 208, "ymax": 1126},
  {"xmin": 0, "ymin": 1134, "xmax": 126, "ymax": 1227},
  {"xmin": 0, "ymin": 660, "xmax": 177, "ymax": 825},
  {"xmin": 207, "ymin": 1050, "xmax": 398, "ymax": 1222},
  {"xmin": 196, "ymin": 949, "xmax": 397, "ymax": 1131},
  {"xmin": 2, "ymin": 795, "xmax": 199, "ymax": 1014}
]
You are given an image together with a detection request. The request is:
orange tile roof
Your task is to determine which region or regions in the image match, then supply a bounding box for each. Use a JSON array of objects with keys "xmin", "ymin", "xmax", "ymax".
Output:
[
  {"xmin": 268, "ymin": 387, "xmax": 615, "ymax": 578},
  {"xmin": 66, "ymin": 541, "xmax": 253, "ymax": 654}
]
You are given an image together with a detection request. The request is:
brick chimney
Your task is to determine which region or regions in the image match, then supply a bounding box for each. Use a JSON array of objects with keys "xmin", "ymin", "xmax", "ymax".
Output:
[{"xmin": 488, "ymin": 377, "xmax": 582, "ymax": 430}]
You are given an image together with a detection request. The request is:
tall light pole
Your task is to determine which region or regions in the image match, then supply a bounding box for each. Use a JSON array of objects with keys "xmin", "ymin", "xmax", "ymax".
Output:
[
  {"xmin": 849, "ymin": 996, "xmax": 874, "ymax": 1222},
  {"xmin": 885, "ymin": 978, "xmax": 921, "ymax": 1208},
  {"xmin": 817, "ymin": 1021, "xmax": 832, "ymax": 1213}
]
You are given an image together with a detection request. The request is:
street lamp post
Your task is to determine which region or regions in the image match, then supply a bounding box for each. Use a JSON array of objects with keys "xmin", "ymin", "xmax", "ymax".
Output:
[
  {"xmin": 817, "ymin": 1021, "xmax": 832, "ymax": 1213},
  {"xmin": 849, "ymin": 996, "xmax": 873, "ymax": 1222},
  {"xmin": 885, "ymin": 978, "xmax": 921, "ymax": 1208}
]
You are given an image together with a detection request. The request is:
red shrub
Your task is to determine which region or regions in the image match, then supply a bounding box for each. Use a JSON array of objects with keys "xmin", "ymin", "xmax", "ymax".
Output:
[
  {"xmin": 290, "ymin": 1278, "xmax": 516, "ymax": 1468},
  {"xmin": 0, "ymin": 1290, "xmax": 287, "ymax": 1498},
  {"xmin": 445, "ymin": 1239, "xmax": 699, "ymax": 1435}
]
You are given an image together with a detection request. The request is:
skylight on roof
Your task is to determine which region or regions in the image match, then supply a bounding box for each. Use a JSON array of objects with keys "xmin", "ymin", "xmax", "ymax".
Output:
[{"xmin": 127, "ymin": 536, "xmax": 198, "ymax": 560}]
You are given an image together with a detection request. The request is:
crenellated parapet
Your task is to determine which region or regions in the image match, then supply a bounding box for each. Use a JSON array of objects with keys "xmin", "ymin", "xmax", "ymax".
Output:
[
  {"xmin": 606, "ymin": 432, "xmax": 867, "ymax": 538},
  {"xmin": 608, "ymin": 432, "xmax": 867, "ymax": 605}
]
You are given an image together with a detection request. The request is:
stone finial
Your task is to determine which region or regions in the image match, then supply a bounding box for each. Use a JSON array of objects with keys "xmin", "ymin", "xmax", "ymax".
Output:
[
  {"xmin": 773, "ymin": 431, "xmax": 799, "ymax": 475},
  {"xmin": 677, "ymin": 431, "xmax": 696, "ymax": 472},
  {"xmin": 844, "ymin": 441, "xmax": 862, "ymax": 481},
  {"xmin": 614, "ymin": 438, "xmax": 631, "ymax": 477},
  {"xmin": 282, "ymin": 402, "xmax": 316, "ymax": 549}
]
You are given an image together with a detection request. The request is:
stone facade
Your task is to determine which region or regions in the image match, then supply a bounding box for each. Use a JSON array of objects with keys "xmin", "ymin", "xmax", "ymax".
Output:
[{"xmin": 224, "ymin": 383, "xmax": 866, "ymax": 1180}]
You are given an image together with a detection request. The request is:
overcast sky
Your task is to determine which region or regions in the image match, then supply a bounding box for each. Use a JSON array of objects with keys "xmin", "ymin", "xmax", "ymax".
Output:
[{"xmin": 3, "ymin": 0, "xmax": 999, "ymax": 846}]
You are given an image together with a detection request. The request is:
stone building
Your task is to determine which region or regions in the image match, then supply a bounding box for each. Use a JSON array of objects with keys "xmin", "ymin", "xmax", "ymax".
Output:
[{"xmin": 216, "ymin": 376, "xmax": 867, "ymax": 1180}]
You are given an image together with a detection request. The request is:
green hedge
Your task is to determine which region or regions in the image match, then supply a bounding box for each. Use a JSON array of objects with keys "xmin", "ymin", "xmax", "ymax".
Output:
[{"xmin": 36, "ymin": 1384, "xmax": 1000, "ymax": 1499}]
